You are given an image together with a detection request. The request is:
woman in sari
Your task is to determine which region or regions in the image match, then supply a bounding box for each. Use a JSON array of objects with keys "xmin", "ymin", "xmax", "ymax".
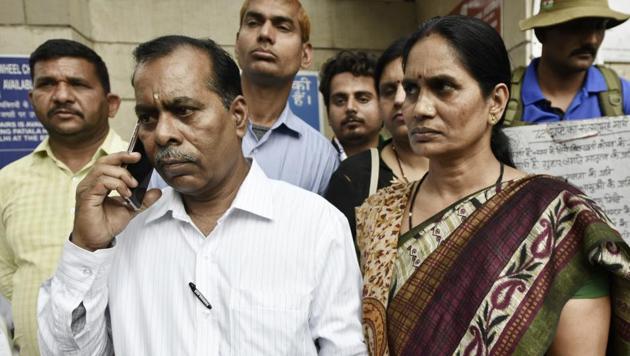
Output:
[{"xmin": 357, "ymin": 16, "xmax": 630, "ymax": 356}]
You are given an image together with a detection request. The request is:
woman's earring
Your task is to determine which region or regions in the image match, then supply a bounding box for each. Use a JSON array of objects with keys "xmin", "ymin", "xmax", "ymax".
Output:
[{"xmin": 488, "ymin": 113, "xmax": 498, "ymax": 125}]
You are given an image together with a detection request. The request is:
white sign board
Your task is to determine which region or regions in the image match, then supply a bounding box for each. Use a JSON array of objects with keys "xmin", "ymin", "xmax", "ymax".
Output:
[{"xmin": 504, "ymin": 116, "xmax": 630, "ymax": 243}]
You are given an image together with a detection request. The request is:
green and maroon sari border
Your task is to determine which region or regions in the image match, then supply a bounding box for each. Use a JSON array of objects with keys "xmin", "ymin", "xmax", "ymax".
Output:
[{"xmin": 387, "ymin": 176, "xmax": 588, "ymax": 355}]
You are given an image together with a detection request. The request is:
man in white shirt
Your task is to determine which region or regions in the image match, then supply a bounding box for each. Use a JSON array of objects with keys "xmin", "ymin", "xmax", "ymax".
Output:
[{"xmin": 37, "ymin": 35, "xmax": 366, "ymax": 356}]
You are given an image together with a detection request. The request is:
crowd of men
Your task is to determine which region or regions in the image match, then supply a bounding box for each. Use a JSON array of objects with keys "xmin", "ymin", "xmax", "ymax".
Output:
[{"xmin": 0, "ymin": 0, "xmax": 629, "ymax": 354}]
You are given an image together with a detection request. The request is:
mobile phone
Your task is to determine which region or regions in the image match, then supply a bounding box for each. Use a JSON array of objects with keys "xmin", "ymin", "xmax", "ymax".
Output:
[{"xmin": 124, "ymin": 123, "xmax": 153, "ymax": 210}]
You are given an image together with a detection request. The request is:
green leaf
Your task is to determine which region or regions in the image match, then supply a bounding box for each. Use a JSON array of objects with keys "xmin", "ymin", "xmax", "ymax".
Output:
[
  {"xmin": 488, "ymin": 314, "xmax": 509, "ymax": 330},
  {"xmin": 487, "ymin": 331, "xmax": 496, "ymax": 345},
  {"xmin": 518, "ymin": 246, "xmax": 527, "ymax": 269},
  {"xmin": 512, "ymin": 273, "xmax": 532, "ymax": 281},
  {"xmin": 525, "ymin": 262, "xmax": 543, "ymax": 272}
]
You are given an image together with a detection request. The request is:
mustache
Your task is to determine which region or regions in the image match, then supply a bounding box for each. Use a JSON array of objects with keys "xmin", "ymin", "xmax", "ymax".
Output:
[
  {"xmin": 342, "ymin": 115, "xmax": 365, "ymax": 125},
  {"xmin": 47, "ymin": 105, "xmax": 83, "ymax": 119},
  {"xmin": 154, "ymin": 147, "xmax": 197, "ymax": 167},
  {"xmin": 570, "ymin": 45, "xmax": 597, "ymax": 57}
]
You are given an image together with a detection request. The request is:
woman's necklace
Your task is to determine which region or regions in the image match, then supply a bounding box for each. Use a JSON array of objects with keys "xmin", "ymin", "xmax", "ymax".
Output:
[
  {"xmin": 407, "ymin": 163, "xmax": 505, "ymax": 229},
  {"xmin": 392, "ymin": 145, "xmax": 409, "ymax": 183}
]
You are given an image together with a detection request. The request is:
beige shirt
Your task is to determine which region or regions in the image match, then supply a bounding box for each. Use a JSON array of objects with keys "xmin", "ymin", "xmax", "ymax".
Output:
[{"xmin": 0, "ymin": 129, "xmax": 127, "ymax": 356}]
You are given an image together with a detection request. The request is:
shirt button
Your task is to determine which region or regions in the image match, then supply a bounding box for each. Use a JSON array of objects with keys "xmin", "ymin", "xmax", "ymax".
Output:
[{"xmin": 81, "ymin": 267, "xmax": 92, "ymax": 275}]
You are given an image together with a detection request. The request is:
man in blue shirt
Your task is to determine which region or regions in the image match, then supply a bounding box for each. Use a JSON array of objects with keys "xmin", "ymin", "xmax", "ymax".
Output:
[
  {"xmin": 150, "ymin": 0, "xmax": 339, "ymax": 194},
  {"xmin": 515, "ymin": 0, "xmax": 630, "ymax": 124},
  {"xmin": 234, "ymin": 0, "xmax": 339, "ymax": 195}
]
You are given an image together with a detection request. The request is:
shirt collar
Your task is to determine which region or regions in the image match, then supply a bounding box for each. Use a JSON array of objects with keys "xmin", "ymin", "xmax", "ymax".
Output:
[
  {"xmin": 145, "ymin": 159, "xmax": 274, "ymax": 225},
  {"xmin": 332, "ymin": 137, "xmax": 347, "ymax": 161},
  {"xmin": 32, "ymin": 128, "xmax": 124, "ymax": 171},
  {"xmin": 229, "ymin": 159, "xmax": 274, "ymax": 220},
  {"xmin": 269, "ymin": 105, "xmax": 303, "ymax": 137},
  {"xmin": 143, "ymin": 187, "xmax": 189, "ymax": 225}
]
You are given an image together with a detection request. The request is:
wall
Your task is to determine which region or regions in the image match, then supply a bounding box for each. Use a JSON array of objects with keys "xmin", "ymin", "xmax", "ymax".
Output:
[
  {"xmin": 416, "ymin": 0, "xmax": 533, "ymax": 68},
  {"xmin": 0, "ymin": 0, "xmax": 418, "ymax": 139}
]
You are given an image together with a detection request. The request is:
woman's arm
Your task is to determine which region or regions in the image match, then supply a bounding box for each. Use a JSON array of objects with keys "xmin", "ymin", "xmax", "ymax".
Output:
[{"xmin": 547, "ymin": 297, "xmax": 610, "ymax": 356}]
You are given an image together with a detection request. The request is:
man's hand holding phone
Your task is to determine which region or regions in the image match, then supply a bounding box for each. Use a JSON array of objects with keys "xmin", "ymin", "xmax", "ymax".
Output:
[
  {"xmin": 123, "ymin": 123, "xmax": 154, "ymax": 210},
  {"xmin": 71, "ymin": 152, "xmax": 162, "ymax": 252}
]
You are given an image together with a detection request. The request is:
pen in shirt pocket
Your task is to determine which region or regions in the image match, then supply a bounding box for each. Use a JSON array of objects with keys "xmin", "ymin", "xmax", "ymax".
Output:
[{"xmin": 188, "ymin": 282, "xmax": 212, "ymax": 310}]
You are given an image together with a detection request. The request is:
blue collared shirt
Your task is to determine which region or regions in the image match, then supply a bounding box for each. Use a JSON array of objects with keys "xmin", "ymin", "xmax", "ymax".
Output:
[
  {"xmin": 522, "ymin": 58, "xmax": 630, "ymax": 123},
  {"xmin": 242, "ymin": 105, "xmax": 339, "ymax": 195}
]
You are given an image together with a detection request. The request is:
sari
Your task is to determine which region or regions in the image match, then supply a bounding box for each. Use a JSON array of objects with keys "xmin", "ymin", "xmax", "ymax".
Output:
[{"xmin": 356, "ymin": 175, "xmax": 630, "ymax": 356}]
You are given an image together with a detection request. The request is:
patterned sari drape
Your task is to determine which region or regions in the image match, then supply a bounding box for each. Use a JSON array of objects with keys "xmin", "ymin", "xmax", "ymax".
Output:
[{"xmin": 357, "ymin": 175, "xmax": 630, "ymax": 356}]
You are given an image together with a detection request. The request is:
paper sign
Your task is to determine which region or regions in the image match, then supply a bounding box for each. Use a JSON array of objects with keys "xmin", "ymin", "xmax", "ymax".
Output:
[{"xmin": 504, "ymin": 116, "xmax": 630, "ymax": 242}]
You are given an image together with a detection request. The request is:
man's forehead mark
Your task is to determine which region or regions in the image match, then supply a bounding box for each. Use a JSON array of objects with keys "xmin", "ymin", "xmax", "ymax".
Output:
[{"xmin": 153, "ymin": 91, "xmax": 160, "ymax": 103}]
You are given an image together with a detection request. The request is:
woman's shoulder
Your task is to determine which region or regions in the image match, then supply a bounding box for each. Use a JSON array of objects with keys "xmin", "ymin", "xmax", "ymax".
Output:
[
  {"xmin": 358, "ymin": 181, "xmax": 413, "ymax": 214},
  {"xmin": 519, "ymin": 174, "xmax": 585, "ymax": 196}
]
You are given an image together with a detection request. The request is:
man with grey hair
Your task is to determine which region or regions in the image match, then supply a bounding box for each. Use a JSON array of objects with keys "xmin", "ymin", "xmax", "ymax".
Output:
[{"xmin": 38, "ymin": 35, "xmax": 366, "ymax": 356}]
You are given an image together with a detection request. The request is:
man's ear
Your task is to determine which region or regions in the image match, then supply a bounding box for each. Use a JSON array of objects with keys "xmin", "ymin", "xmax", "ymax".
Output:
[
  {"xmin": 301, "ymin": 42, "xmax": 313, "ymax": 70},
  {"xmin": 106, "ymin": 93, "xmax": 122, "ymax": 118},
  {"xmin": 489, "ymin": 83, "xmax": 509, "ymax": 120},
  {"xmin": 230, "ymin": 95, "xmax": 248, "ymax": 139}
]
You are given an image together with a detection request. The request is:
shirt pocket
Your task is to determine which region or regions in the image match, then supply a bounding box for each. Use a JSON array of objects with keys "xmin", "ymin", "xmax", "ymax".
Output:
[{"xmin": 228, "ymin": 288, "xmax": 311, "ymax": 355}]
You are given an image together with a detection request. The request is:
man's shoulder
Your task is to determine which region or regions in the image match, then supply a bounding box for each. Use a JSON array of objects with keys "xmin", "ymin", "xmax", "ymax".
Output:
[
  {"xmin": 268, "ymin": 175, "xmax": 327, "ymax": 201},
  {"xmin": 0, "ymin": 153, "xmax": 37, "ymax": 180},
  {"xmin": 267, "ymin": 176, "xmax": 340, "ymax": 214},
  {"xmin": 0, "ymin": 154, "xmax": 41, "ymax": 203},
  {"xmin": 99, "ymin": 129, "xmax": 129, "ymax": 157},
  {"xmin": 288, "ymin": 113, "xmax": 336, "ymax": 151},
  {"xmin": 333, "ymin": 150, "xmax": 373, "ymax": 176},
  {"xmin": 615, "ymin": 68, "xmax": 630, "ymax": 96}
]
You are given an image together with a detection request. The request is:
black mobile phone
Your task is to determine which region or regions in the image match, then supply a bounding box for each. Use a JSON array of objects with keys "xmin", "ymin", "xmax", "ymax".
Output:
[{"xmin": 124, "ymin": 123, "xmax": 153, "ymax": 210}]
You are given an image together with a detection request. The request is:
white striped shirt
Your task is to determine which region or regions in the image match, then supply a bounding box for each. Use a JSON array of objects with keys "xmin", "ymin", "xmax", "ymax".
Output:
[{"xmin": 38, "ymin": 161, "xmax": 366, "ymax": 355}]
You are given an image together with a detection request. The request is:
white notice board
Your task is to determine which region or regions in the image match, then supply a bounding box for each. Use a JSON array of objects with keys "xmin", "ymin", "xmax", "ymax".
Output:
[{"xmin": 504, "ymin": 116, "xmax": 630, "ymax": 243}]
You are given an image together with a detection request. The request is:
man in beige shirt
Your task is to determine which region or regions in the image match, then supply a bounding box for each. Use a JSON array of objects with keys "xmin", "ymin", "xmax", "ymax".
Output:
[{"xmin": 0, "ymin": 39, "xmax": 127, "ymax": 356}]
